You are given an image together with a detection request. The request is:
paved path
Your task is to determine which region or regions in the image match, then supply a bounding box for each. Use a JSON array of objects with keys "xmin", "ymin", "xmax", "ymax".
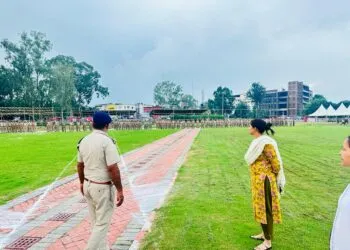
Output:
[{"xmin": 0, "ymin": 129, "xmax": 200, "ymax": 250}]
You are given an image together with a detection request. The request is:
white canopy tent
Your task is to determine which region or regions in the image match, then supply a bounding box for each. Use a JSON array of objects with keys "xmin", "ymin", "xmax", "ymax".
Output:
[
  {"xmin": 334, "ymin": 104, "xmax": 350, "ymax": 116},
  {"xmin": 327, "ymin": 105, "xmax": 336, "ymax": 116},
  {"xmin": 309, "ymin": 104, "xmax": 350, "ymax": 117},
  {"xmin": 309, "ymin": 105, "xmax": 329, "ymax": 117}
]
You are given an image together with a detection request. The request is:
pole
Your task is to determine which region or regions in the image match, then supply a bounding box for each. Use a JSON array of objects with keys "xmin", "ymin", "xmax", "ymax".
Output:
[{"xmin": 222, "ymin": 92, "xmax": 224, "ymax": 117}]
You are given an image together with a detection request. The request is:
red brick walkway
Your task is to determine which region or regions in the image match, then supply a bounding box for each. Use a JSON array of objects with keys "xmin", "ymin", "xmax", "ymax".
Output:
[{"xmin": 0, "ymin": 129, "xmax": 199, "ymax": 250}]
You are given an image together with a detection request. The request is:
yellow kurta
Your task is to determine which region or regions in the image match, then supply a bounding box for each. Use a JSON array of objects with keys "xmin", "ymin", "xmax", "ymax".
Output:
[{"xmin": 250, "ymin": 144, "xmax": 282, "ymax": 224}]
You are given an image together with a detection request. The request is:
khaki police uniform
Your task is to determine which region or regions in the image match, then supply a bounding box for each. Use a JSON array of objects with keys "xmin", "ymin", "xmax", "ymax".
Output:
[{"xmin": 78, "ymin": 130, "xmax": 121, "ymax": 250}]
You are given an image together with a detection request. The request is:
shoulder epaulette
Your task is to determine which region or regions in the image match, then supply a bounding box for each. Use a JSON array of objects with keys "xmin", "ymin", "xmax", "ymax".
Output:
[
  {"xmin": 100, "ymin": 133, "xmax": 116, "ymax": 145},
  {"xmin": 77, "ymin": 137, "xmax": 85, "ymax": 150},
  {"xmin": 110, "ymin": 137, "xmax": 116, "ymax": 144}
]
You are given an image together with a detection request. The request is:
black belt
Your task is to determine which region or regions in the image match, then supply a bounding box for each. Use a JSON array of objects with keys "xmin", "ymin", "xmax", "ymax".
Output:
[{"xmin": 84, "ymin": 178, "xmax": 112, "ymax": 185}]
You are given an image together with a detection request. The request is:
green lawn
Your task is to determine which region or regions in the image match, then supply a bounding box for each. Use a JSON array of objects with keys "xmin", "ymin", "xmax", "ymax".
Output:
[
  {"xmin": 141, "ymin": 126, "xmax": 350, "ymax": 250},
  {"xmin": 0, "ymin": 129, "xmax": 177, "ymax": 204}
]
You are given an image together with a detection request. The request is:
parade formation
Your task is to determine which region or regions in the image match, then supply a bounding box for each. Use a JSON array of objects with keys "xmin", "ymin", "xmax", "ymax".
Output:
[
  {"xmin": 0, "ymin": 121, "xmax": 36, "ymax": 133},
  {"xmin": 0, "ymin": 118, "xmax": 295, "ymax": 133}
]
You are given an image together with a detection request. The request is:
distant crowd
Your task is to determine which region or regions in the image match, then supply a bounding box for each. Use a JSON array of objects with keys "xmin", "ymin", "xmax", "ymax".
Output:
[
  {"xmin": 155, "ymin": 118, "xmax": 294, "ymax": 129},
  {"xmin": 0, "ymin": 118, "xmax": 295, "ymax": 133},
  {"xmin": 0, "ymin": 121, "xmax": 36, "ymax": 133}
]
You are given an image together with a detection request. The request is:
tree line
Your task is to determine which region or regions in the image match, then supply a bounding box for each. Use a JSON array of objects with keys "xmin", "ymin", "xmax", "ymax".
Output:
[
  {"xmin": 154, "ymin": 81, "xmax": 267, "ymax": 118},
  {"xmin": 303, "ymin": 95, "xmax": 350, "ymax": 115},
  {"xmin": 0, "ymin": 31, "xmax": 109, "ymax": 115},
  {"xmin": 154, "ymin": 81, "xmax": 350, "ymax": 118}
]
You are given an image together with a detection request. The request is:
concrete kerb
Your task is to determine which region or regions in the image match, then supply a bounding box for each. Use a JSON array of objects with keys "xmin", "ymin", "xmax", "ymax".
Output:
[{"xmin": 153, "ymin": 128, "xmax": 201, "ymax": 211}]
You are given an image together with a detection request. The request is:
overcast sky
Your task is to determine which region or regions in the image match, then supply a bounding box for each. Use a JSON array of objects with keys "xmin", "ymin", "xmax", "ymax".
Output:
[{"xmin": 0, "ymin": 0, "xmax": 349, "ymax": 105}]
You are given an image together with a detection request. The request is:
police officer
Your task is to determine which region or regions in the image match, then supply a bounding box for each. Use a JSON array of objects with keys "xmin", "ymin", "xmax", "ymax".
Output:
[{"xmin": 77, "ymin": 111, "xmax": 124, "ymax": 250}]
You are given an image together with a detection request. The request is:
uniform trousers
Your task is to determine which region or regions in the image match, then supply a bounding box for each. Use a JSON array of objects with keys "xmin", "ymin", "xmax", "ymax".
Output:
[{"xmin": 84, "ymin": 181, "xmax": 115, "ymax": 250}]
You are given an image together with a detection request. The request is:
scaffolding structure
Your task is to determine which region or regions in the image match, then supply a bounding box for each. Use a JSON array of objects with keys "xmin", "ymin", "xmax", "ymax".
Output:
[{"xmin": 0, "ymin": 107, "xmax": 94, "ymax": 121}]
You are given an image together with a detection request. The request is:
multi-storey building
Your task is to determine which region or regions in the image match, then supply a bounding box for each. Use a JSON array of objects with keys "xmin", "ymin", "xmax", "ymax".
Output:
[
  {"xmin": 261, "ymin": 81, "xmax": 312, "ymax": 117},
  {"xmin": 287, "ymin": 81, "xmax": 313, "ymax": 117}
]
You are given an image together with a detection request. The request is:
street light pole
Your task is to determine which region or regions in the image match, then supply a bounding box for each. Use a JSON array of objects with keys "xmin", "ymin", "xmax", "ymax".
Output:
[{"xmin": 222, "ymin": 92, "xmax": 224, "ymax": 117}]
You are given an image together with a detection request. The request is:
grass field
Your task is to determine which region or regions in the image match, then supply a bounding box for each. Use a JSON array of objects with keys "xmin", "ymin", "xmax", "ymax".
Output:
[
  {"xmin": 141, "ymin": 126, "xmax": 350, "ymax": 250},
  {"xmin": 0, "ymin": 129, "xmax": 177, "ymax": 204}
]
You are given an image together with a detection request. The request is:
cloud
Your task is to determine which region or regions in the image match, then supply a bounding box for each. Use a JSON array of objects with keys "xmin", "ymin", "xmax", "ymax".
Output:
[{"xmin": 0, "ymin": 0, "xmax": 349, "ymax": 104}]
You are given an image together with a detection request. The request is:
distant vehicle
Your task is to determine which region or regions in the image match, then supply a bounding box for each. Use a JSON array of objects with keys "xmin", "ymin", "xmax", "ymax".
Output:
[{"xmin": 13, "ymin": 117, "xmax": 21, "ymax": 121}]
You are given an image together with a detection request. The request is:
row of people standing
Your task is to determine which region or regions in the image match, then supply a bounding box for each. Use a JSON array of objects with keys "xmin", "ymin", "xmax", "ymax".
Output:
[
  {"xmin": 156, "ymin": 118, "xmax": 294, "ymax": 129},
  {"xmin": 0, "ymin": 121, "xmax": 36, "ymax": 133},
  {"xmin": 110, "ymin": 121, "xmax": 153, "ymax": 130},
  {"xmin": 46, "ymin": 121, "xmax": 92, "ymax": 132},
  {"xmin": 0, "ymin": 118, "xmax": 295, "ymax": 133}
]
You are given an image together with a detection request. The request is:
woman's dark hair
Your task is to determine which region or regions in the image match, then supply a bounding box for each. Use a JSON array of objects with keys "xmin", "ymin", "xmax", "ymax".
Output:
[{"xmin": 250, "ymin": 119, "xmax": 275, "ymax": 135}]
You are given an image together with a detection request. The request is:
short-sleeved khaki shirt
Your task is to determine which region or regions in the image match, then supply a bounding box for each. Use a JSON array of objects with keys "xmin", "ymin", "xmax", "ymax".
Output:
[{"xmin": 77, "ymin": 130, "xmax": 121, "ymax": 182}]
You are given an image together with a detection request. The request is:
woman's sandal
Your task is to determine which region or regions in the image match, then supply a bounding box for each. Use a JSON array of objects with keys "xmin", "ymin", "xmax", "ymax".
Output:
[
  {"xmin": 250, "ymin": 234, "xmax": 265, "ymax": 241},
  {"xmin": 253, "ymin": 242, "xmax": 272, "ymax": 250}
]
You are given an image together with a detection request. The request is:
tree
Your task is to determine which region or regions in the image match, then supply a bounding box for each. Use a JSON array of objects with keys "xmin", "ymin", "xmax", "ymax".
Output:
[
  {"xmin": 47, "ymin": 55, "xmax": 109, "ymax": 108},
  {"xmin": 29, "ymin": 32, "xmax": 52, "ymax": 107},
  {"xmin": 233, "ymin": 101, "xmax": 251, "ymax": 118},
  {"xmin": 154, "ymin": 81, "xmax": 183, "ymax": 108},
  {"xmin": 208, "ymin": 86, "xmax": 235, "ymax": 115},
  {"xmin": 0, "ymin": 31, "xmax": 109, "ymax": 109},
  {"xmin": 181, "ymin": 94, "xmax": 198, "ymax": 109},
  {"xmin": 0, "ymin": 66, "xmax": 15, "ymax": 106},
  {"xmin": 0, "ymin": 31, "xmax": 52, "ymax": 107},
  {"xmin": 200, "ymin": 101, "xmax": 208, "ymax": 109},
  {"xmin": 327, "ymin": 102, "xmax": 339, "ymax": 109},
  {"xmin": 51, "ymin": 64, "xmax": 76, "ymax": 118},
  {"xmin": 303, "ymin": 94, "xmax": 328, "ymax": 115},
  {"xmin": 75, "ymin": 62, "xmax": 108, "ymax": 107},
  {"xmin": 247, "ymin": 82, "xmax": 266, "ymax": 117},
  {"xmin": 340, "ymin": 100, "xmax": 350, "ymax": 108}
]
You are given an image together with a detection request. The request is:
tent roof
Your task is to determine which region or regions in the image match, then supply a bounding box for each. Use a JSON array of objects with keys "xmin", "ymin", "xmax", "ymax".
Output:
[
  {"xmin": 309, "ymin": 105, "xmax": 328, "ymax": 117},
  {"xmin": 327, "ymin": 105, "xmax": 336, "ymax": 116},
  {"xmin": 334, "ymin": 103, "xmax": 350, "ymax": 116},
  {"xmin": 309, "ymin": 104, "xmax": 350, "ymax": 117}
]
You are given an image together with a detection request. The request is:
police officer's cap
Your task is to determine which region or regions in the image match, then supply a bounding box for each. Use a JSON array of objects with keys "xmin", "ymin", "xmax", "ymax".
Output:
[{"xmin": 93, "ymin": 111, "xmax": 112, "ymax": 126}]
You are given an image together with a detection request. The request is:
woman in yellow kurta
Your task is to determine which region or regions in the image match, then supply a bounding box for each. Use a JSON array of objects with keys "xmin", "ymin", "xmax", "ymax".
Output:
[{"xmin": 245, "ymin": 119, "xmax": 285, "ymax": 250}]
